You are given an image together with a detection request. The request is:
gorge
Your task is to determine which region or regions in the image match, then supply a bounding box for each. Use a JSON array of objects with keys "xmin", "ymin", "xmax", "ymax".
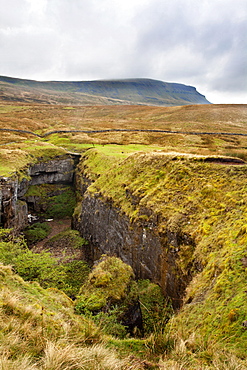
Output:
[
  {"xmin": 0, "ymin": 152, "xmax": 194, "ymax": 308},
  {"xmin": 1, "ymin": 136, "xmax": 247, "ymax": 365},
  {"xmin": 2, "ymin": 145, "xmax": 247, "ymax": 312}
]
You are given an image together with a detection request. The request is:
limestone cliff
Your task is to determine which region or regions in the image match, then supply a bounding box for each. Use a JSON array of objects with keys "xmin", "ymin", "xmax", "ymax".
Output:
[
  {"xmin": 73, "ymin": 193, "xmax": 194, "ymax": 308},
  {"xmin": 0, "ymin": 155, "xmax": 77, "ymax": 231},
  {"xmin": 72, "ymin": 156, "xmax": 196, "ymax": 308}
]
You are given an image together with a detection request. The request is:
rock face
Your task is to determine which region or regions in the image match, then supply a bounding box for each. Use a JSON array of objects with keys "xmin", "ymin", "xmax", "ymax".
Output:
[
  {"xmin": 28, "ymin": 158, "xmax": 75, "ymax": 185},
  {"xmin": 73, "ymin": 180, "xmax": 195, "ymax": 308},
  {"xmin": 0, "ymin": 155, "xmax": 77, "ymax": 232},
  {"xmin": 0, "ymin": 177, "xmax": 28, "ymax": 231}
]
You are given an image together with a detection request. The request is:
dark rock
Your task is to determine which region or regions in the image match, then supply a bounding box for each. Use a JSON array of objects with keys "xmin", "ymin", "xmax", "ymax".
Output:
[
  {"xmin": 29, "ymin": 157, "xmax": 75, "ymax": 185},
  {"xmin": 120, "ymin": 301, "xmax": 143, "ymax": 336},
  {"xmin": 73, "ymin": 193, "xmax": 194, "ymax": 309},
  {"xmin": 242, "ymin": 320, "xmax": 247, "ymax": 328},
  {"xmin": 0, "ymin": 177, "xmax": 28, "ymax": 232}
]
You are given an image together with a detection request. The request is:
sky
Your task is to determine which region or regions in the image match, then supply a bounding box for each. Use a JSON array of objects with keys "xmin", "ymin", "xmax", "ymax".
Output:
[{"xmin": 0, "ymin": 0, "xmax": 246, "ymax": 104}]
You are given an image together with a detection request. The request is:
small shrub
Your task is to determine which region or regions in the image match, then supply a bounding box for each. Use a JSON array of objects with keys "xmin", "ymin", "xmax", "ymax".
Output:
[
  {"xmin": 24, "ymin": 184, "xmax": 76, "ymax": 219},
  {"xmin": 75, "ymin": 292, "xmax": 106, "ymax": 314},
  {"xmin": 46, "ymin": 229, "xmax": 88, "ymax": 250},
  {"xmin": 94, "ymin": 310, "xmax": 128, "ymax": 339},
  {"xmin": 24, "ymin": 222, "xmax": 51, "ymax": 244},
  {"xmin": 138, "ymin": 280, "xmax": 173, "ymax": 335},
  {"xmin": 75, "ymin": 256, "xmax": 141, "ymax": 338},
  {"xmin": 0, "ymin": 230, "xmax": 84, "ymax": 293},
  {"xmin": 62, "ymin": 260, "xmax": 90, "ymax": 299},
  {"xmin": 46, "ymin": 188, "xmax": 76, "ymax": 218}
]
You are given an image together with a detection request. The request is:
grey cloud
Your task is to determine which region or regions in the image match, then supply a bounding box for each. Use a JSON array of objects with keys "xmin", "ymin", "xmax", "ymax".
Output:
[
  {"xmin": 0, "ymin": 0, "xmax": 28, "ymax": 28},
  {"xmin": 0, "ymin": 0, "xmax": 246, "ymax": 103},
  {"xmin": 132, "ymin": 0, "xmax": 247, "ymax": 101}
]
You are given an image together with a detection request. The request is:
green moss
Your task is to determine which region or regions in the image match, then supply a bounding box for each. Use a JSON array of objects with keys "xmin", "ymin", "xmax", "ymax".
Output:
[
  {"xmin": 25, "ymin": 184, "xmax": 76, "ymax": 219},
  {"xmin": 75, "ymin": 256, "xmax": 139, "ymax": 338},
  {"xmin": 47, "ymin": 229, "xmax": 88, "ymax": 249},
  {"xmin": 23, "ymin": 222, "xmax": 51, "ymax": 244},
  {"xmin": 76, "ymin": 256, "xmax": 135, "ymax": 313}
]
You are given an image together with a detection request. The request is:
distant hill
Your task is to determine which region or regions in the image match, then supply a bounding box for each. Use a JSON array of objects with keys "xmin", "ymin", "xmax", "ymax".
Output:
[{"xmin": 0, "ymin": 76, "xmax": 210, "ymax": 106}]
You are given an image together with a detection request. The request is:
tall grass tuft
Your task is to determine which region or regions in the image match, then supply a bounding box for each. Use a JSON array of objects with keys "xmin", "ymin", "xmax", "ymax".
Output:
[
  {"xmin": 40, "ymin": 341, "xmax": 143, "ymax": 370},
  {"xmin": 0, "ymin": 356, "xmax": 38, "ymax": 370}
]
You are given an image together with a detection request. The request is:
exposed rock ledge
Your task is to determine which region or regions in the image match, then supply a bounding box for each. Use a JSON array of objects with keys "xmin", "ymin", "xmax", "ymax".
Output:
[{"xmin": 0, "ymin": 155, "xmax": 77, "ymax": 231}]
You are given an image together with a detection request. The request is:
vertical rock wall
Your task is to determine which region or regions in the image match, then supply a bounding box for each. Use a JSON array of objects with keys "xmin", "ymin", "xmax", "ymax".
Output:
[
  {"xmin": 73, "ymin": 175, "xmax": 195, "ymax": 308},
  {"xmin": 0, "ymin": 177, "xmax": 28, "ymax": 231}
]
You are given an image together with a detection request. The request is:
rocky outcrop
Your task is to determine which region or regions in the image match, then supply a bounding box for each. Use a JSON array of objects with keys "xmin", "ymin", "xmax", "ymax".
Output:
[
  {"xmin": 0, "ymin": 155, "xmax": 78, "ymax": 232},
  {"xmin": 28, "ymin": 157, "xmax": 75, "ymax": 185},
  {"xmin": 1, "ymin": 151, "xmax": 194, "ymax": 307},
  {"xmin": 0, "ymin": 177, "xmax": 28, "ymax": 231},
  {"xmin": 73, "ymin": 183, "xmax": 195, "ymax": 308}
]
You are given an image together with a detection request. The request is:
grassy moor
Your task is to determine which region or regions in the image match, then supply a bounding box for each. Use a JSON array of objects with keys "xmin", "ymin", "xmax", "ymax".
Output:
[{"xmin": 1, "ymin": 80, "xmax": 247, "ymax": 369}]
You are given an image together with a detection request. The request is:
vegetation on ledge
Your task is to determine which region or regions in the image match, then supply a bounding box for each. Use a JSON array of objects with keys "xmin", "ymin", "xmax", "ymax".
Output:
[
  {"xmin": 75, "ymin": 147, "xmax": 247, "ymax": 365},
  {"xmin": 0, "ymin": 141, "xmax": 68, "ymax": 177}
]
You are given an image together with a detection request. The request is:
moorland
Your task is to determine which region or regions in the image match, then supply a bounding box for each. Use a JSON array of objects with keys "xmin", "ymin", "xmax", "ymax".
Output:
[{"xmin": 0, "ymin": 79, "xmax": 247, "ymax": 370}]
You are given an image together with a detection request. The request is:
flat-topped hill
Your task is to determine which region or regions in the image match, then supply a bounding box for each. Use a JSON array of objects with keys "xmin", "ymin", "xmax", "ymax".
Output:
[{"xmin": 0, "ymin": 76, "xmax": 210, "ymax": 106}]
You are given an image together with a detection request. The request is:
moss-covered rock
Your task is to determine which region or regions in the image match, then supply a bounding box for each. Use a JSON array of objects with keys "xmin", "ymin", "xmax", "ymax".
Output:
[{"xmin": 75, "ymin": 256, "xmax": 143, "ymax": 337}]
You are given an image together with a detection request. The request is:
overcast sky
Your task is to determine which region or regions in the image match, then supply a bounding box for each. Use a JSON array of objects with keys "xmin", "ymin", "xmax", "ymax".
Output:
[{"xmin": 0, "ymin": 0, "xmax": 246, "ymax": 104}]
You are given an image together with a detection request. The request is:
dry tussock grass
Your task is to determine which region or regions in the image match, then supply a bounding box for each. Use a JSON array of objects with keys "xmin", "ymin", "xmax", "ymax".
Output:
[
  {"xmin": 1, "ymin": 102, "xmax": 247, "ymax": 159},
  {"xmin": 41, "ymin": 341, "xmax": 128, "ymax": 370},
  {"xmin": 0, "ymin": 340, "xmax": 145, "ymax": 370},
  {"xmin": 1, "ymin": 102, "xmax": 246, "ymax": 135},
  {"xmin": 157, "ymin": 331, "xmax": 247, "ymax": 370},
  {"xmin": 0, "ymin": 278, "xmax": 144, "ymax": 370},
  {"xmin": 0, "ymin": 355, "xmax": 39, "ymax": 370}
]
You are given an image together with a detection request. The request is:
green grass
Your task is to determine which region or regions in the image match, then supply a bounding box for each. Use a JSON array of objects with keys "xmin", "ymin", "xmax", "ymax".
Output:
[
  {"xmin": 75, "ymin": 147, "xmax": 247, "ymax": 360},
  {"xmin": 0, "ymin": 148, "xmax": 30, "ymax": 176},
  {"xmin": 0, "ymin": 141, "xmax": 68, "ymax": 177},
  {"xmin": 24, "ymin": 184, "xmax": 76, "ymax": 219},
  {"xmin": 0, "ymin": 105, "xmax": 28, "ymax": 113}
]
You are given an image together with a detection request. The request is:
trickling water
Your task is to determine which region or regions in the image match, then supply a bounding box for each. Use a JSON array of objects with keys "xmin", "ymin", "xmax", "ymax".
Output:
[{"xmin": 0, "ymin": 187, "xmax": 2, "ymax": 225}]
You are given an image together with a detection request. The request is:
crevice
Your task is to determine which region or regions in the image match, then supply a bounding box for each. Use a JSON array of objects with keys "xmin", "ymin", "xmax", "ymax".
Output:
[{"xmin": 0, "ymin": 153, "xmax": 195, "ymax": 309}]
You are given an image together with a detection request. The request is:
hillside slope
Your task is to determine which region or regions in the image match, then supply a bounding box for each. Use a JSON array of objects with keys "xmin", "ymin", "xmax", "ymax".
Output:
[
  {"xmin": 73, "ymin": 148, "xmax": 247, "ymax": 363},
  {"xmin": 0, "ymin": 76, "xmax": 210, "ymax": 106},
  {"xmin": 0, "ymin": 261, "xmax": 146, "ymax": 369}
]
